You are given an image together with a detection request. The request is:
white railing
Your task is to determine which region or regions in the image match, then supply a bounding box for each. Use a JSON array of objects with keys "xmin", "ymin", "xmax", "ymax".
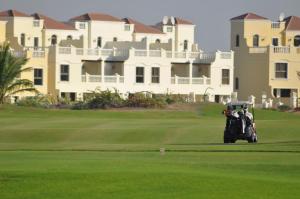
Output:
[
  {"xmin": 101, "ymin": 49, "xmax": 113, "ymax": 56},
  {"xmin": 59, "ymin": 47, "xmax": 71, "ymax": 54},
  {"xmin": 87, "ymin": 49, "xmax": 99, "ymax": 56},
  {"xmin": 104, "ymin": 76, "xmax": 117, "ymax": 83},
  {"xmin": 81, "ymin": 75, "xmax": 86, "ymax": 82},
  {"xmin": 171, "ymin": 76, "xmax": 211, "ymax": 85},
  {"xmin": 135, "ymin": 50, "xmax": 147, "ymax": 57},
  {"xmin": 272, "ymin": 46, "xmax": 290, "ymax": 54},
  {"xmin": 192, "ymin": 78, "xmax": 204, "ymax": 84},
  {"xmin": 32, "ymin": 51, "xmax": 45, "ymax": 58},
  {"xmin": 149, "ymin": 50, "xmax": 161, "ymax": 57},
  {"xmin": 220, "ymin": 52, "xmax": 232, "ymax": 59},
  {"xmin": 114, "ymin": 49, "xmax": 128, "ymax": 57},
  {"xmin": 56, "ymin": 47, "xmax": 221, "ymax": 63},
  {"xmin": 174, "ymin": 52, "xmax": 187, "ymax": 59},
  {"xmin": 76, "ymin": 48, "xmax": 84, "ymax": 55},
  {"xmin": 88, "ymin": 75, "xmax": 101, "ymax": 82},
  {"xmin": 249, "ymin": 47, "xmax": 268, "ymax": 54},
  {"xmin": 12, "ymin": 51, "xmax": 26, "ymax": 57},
  {"xmin": 119, "ymin": 76, "xmax": 124, "ymax": 83},
  {"xmin": 177, "ymin": 77, "xmax": 190, "ymax": 84},
  {"xmin": 189, "ymin": 52, "xmax": 200, "ymax": 58},
  {"xmin": 271, "ymin": 22, "xmax": 281, "ymax": 29},
  {"xmin": 81, "ymin": 75, "xmax": 124, "ymax": 83}
]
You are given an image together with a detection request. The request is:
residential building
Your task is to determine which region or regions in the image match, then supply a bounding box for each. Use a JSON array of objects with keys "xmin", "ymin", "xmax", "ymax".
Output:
[
  {"xmin": 231, "ymin": 13, "xmax": 300, "ymax": 106},
  {"xmin": 0, "ymin": 9, "xmax": 234, "ymax": 102}
]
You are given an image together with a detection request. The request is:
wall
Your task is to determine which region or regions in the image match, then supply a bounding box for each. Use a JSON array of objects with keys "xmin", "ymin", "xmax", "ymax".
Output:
[{"xmin": 0, "ymin": 20, "xmax": 6, "ymax": 43}]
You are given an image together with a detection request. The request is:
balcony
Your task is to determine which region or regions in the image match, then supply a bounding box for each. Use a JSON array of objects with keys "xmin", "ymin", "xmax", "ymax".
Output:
[
  {"xmin": 81, "ymin": 74, "xmax": 124, "ymax": 83},
  {"xmin": 171, "ymin": 76, "xmax": 211, "ymax": 85},
  {"xmin": 56, "ymin": 47, "xmax": 230, "ymax": 64}
]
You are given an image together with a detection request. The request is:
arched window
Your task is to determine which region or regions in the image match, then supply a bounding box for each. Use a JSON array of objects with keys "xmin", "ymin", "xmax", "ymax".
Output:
[
  {"xmin": 155, "ymin": 39, "xmax": 161, "ymax": 44},
  {"xmin": 235, "ymin": 35, "xmax": 240, "ymax": 47},
  {"xmin": 184, "ymin": 40, "xmax": 188, "ymax": 50},
  {"xmin": 253, "ymin": 34, "xmax": 259, "ymax": 47},
  {"xmin": 51, "ymin": 35, "xmax": 57, "ymax": 45},
  {"xmin": 97, "ymin": 37, "xmax": 102, "ymax": 47},
  {"xmin": 67, "ymin": 35, "xmax": 72, "ymax": 40},
  {"xmin": 294, "ymin": 35, "xmax": 300, "ymax": 47},
  {"xmin": 20, "ymin": 33, "xmax": 25, "ymax": 46}
]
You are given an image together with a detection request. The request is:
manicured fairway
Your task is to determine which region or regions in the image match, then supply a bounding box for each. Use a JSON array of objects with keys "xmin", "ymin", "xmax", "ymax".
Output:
[{"xmin": 0, "ymin": 104, "xmax": 299, "ymax": 198}]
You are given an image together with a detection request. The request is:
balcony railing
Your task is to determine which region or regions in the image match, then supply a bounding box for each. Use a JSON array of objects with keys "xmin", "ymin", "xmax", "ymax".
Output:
[
  {"xmin": 57, "ymin": 47, "xmax": 225, "ymax": 63},
  {"xmin": 249, "ymin": 47, "xmax": 268, "ymax": 54},
  {"xmin": 272, "ymin": 46, "xmax": 290, "ymax": 54},
  {"xmin": 81, "ymin": 74, "xmax": 124, "ymax": 83},
  {"xmin": 171, "ymin": 76, "xmax": 211, "ymax": 85}
]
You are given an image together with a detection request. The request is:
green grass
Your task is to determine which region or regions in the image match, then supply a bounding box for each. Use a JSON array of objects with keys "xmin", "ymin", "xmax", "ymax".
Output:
[{"xmin": 0, "ymin": 104, "xmax": 299, "ymax": 198}]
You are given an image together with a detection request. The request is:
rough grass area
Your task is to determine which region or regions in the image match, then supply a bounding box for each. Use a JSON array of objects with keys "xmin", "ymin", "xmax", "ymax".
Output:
[{"xmin": 0, "ymin": 103, "xmax": 299, "ymax": 199}]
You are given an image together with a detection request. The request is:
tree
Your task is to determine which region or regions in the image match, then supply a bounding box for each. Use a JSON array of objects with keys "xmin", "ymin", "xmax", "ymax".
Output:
[{"xmin": 0, "ymin": 42, "xmax": 38, "ymax": 104}]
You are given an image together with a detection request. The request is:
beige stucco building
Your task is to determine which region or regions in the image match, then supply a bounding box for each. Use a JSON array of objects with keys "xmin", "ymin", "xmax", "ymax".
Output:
[
  {"xmin": 231, "ymin": 13, "xmax": 300, "ymax": 106},
  {"xmin": 0, "ymin": 9, "xmax": 234, "ymax": 102}
]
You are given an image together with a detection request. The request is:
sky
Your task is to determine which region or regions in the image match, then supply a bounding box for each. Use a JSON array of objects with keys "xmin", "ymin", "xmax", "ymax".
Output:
[{"xmin": 1, "ymin": 0, "xmax": 299, "ymax": 51}]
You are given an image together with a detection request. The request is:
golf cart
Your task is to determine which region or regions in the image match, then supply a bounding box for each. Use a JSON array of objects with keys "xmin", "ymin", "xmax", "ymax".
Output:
[{"xmin": 223, "ymin": 102, "xmax": 258, "ymax": 143}]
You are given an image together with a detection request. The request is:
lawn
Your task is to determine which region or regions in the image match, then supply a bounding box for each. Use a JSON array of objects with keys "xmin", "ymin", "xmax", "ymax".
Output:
[{"xmin": 0, "ymin": 104, "xmax": 299, "ymax": 199}]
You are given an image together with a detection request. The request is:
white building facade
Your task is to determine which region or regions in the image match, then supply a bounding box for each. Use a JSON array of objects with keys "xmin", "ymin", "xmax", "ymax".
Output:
[{"xmin": 0, "ymin": 10, "xmax": 234, "ymax": 102}]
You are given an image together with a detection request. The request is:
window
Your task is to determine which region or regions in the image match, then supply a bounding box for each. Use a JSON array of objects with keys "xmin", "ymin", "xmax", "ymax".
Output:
[
  {"xmin": 235, "ymin": 35, "xmax": 240, "ymax": 47},
  {"xmin": 136, "ymin": 67, "xmax": 144, "ymax": 83},
  {"xmin": 34, "ymin": 69, "xmax": 43, "ymax": 85},
  {"xmin": 33, "ymin": 20, "xmax": 40, "ymax": 27},
  {"xmin": 113, "ymin": 37, "xmax": 118, "ymax": 42},
  {"xmin": 184, "ymin": 40, "xmax": 188, "ymax": 50},
  {"xmin": 272, "ymin": 38, "xmax": 279, "ymax": 46},
  {"xmin": 79, "ymin": 23, "xmax": 85, "ymax": 29},
  {"xmin": 97, "ymin": 37, "xmax": 102, "ymax": 47},
  {"xmin": 70, "ymin": 93, "xmax": 76, "ymax": 101},
  {"xmin": 60, "ymin": 64, "xmax": 69, "ymax": 81},
  {"xmin": 124, "ymin": 24, "xmax": 130, "ymax": 31},
  {"xmin": 34, "ymin": 37, "xmax": 39, "ymax": 48},
  {"xmin": 167, "ymin": 27, "xmax": 173, "ymax": 32},
  {"xmin": 253, "ymin": 34, "xmax": 259, "ymax": 47},
  {"xmin": 155, "ymin": 39, "xmax": 161, "ymax": 44},
  {"xmin": 20, "ymin": 33, "xmax": 25, "ymax": 46},
  {"xmin": 235, "ymin": 77, "xmax": 239, "ymax": 90},
  {"xmin": 151, "ymin": 67, "xmax": 160, "ymax": 83},
  {"xmin": 51, "ymin": 35, "xmax": 57, "ymax": 45},
  {"xmin": 67, "ymin": 35, "xmax": 72, "ymax": 40},
  {"xmin": 273, "ymin": 89, "xmax": 291, "ymax": 98},
  {"xmin": 222, "ymin": 69, "xmax": 230, "ymax": 85},
  {"xmin": 294, "ymin": 35, "xmax": 300, "ymax": 47},
  {"xmin": 275, "ymin": 63, "xmax": 288, "ymax": 79}
]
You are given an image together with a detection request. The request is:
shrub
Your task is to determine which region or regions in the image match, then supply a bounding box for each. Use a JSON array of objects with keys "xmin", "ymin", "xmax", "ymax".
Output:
[
  {"xmin": 16, "ymin": 94, "xmax": 54, "ymax": 108},
  {"xmin": 277, "ymin": 105, "xmax": 291, "ymax": 112},
  {"xmin": 87, "ymin": 89, "xmax": 124, "ymax": 109},
  {"xmin": 126, "ymin": 93, "xmax": 166, "ymax": 108}
]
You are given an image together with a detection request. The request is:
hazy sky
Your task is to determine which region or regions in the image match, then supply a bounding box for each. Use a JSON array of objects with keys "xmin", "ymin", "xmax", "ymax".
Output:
[{"xmin": 1, "ymin": 0, "xmax": 299, "ymax": 51}]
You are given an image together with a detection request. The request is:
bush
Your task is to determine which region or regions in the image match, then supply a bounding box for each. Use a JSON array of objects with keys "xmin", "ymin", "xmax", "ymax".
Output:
[
  {"xmin": 86, "ymin": 89, "xmax": 124, "ymax": 109},
  {"xmin": 126, "ymin": 93, "xmax": 166, "ymax": 108},
  {"xmin": 16, "ymin": 94, "xmax": 54, "ymax": 108},
  {"xmin": 277, "ymin": 105, "xmax": 291, "ymax": 112}
]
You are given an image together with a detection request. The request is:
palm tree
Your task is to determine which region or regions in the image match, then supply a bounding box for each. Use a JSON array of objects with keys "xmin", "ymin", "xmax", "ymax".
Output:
[{"xmin": 0, "ymin": 42, "xmax": 38, "ymax": 104}]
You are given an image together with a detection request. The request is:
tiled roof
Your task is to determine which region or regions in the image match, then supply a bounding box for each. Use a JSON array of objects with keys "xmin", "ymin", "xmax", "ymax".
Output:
[
  {"xmin": 32, "ymin": 13, "xmax": 76, "ymax": 30},
  {"xmin": 175, "ymin": 17, "xmax": 193, "ymax": 25},
  {"xmin": 70, "ymin": 13, "xmax": 122, "ymax": 22},
  {"xmin": 231, "ymin": 13, "xmax": 268, "ymax": 20},
  {"xmin": 284, "ymin": 16, "xmax": 300, "ymax": 31},
  {"xmin": 123, "ymin": 18, "xmax": 164, "ymax": 34},
  {"xmin": 0, "ymin": 9, "xmax": 30, "ymax": 17}
]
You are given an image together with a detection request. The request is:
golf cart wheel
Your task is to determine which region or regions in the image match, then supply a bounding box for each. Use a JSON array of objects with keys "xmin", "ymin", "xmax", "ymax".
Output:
[{"xmin": 248, "ymin": 134, "xmax": 257, "ymax": 143}]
